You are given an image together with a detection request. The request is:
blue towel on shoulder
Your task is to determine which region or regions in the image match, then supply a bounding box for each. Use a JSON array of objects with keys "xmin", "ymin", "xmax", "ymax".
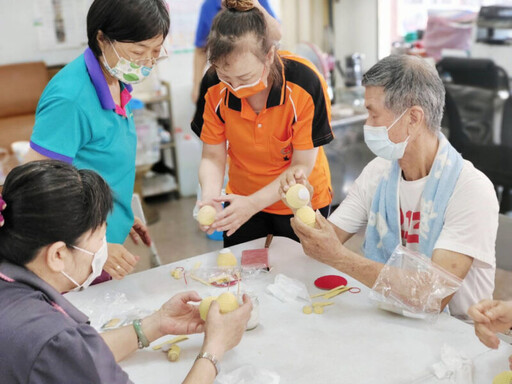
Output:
[{"xmin": 364, "ymin": 133, "xmax": 463, "ymax": 262}]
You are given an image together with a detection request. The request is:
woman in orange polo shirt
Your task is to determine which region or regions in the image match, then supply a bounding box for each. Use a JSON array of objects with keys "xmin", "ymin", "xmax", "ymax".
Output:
[{"xmin": 191, "ymin": 0, "xmax": 333, "ymax": 247}]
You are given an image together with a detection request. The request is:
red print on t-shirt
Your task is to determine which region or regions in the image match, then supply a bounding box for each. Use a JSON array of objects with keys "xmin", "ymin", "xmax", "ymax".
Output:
[{"xmin": 400, "ymin": 209, "xmax": 420, "ymax": 244}]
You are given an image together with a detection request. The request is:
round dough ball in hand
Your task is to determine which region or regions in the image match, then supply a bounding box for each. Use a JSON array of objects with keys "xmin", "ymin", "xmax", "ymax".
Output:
[
  {"xmin": 197, "ymin": 205, "xmax": 216, "ymax": 226},
  {"xmin": 217, "ymin": 292, "xmax": 239, "ymax": 314},
  {"xmin": 296, "ymin": 206, "xmax": 316, "ymax": 227},
  {"xmin": 199, "ymin": 296, "xmax": 218, "ymax": 321},
  {"xmin": 285, "ymin": 184, "xmax": 310, "ymax": 209},
  {"xmin": 199, "ymin": 293, "xmax": 240, "ymax": 321}
]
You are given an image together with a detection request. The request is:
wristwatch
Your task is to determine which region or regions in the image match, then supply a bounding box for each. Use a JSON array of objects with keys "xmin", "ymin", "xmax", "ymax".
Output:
[{"xmin": 196, "ymin": 351, "xmax": 220, "ymax": 376}]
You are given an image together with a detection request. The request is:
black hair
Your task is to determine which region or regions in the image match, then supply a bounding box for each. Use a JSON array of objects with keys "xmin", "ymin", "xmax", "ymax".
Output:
[
  {"xmin": 0, "ymin": 161, "xmax": 113, "ymax": 266},
  {"xmin": 206, "ymin": 2, "xmax": 282, "ymax": 88},
  {"xmin": 87, "ymin": 0, "xmax": 170, "ymax": 57}
]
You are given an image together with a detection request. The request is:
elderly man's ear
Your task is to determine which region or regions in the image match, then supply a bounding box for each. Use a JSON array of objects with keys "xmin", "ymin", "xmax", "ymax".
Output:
[{"xmin": 407, "ymin": 106, "xmax": 425, "ymax": 135}]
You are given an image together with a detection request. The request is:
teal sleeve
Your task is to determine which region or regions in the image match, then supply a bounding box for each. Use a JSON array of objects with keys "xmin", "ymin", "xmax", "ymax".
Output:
[{"xmin": 31, "ymin": 97, "xmax": 91, "ymax": 162}]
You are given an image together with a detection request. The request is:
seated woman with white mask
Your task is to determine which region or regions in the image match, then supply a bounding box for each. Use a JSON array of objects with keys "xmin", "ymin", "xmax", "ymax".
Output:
[{"xmin": 0, "ymin": 160, "xmax": 251, "ymax": 384}]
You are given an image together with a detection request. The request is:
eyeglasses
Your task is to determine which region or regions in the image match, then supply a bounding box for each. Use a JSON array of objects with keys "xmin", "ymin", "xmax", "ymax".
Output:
[{"xmin": 111, "ymin": 41, "xmax": 169, "ymax": 67}]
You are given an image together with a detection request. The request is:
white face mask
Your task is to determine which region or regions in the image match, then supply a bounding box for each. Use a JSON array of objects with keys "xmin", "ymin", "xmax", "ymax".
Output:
[
  {"xmin": 364, "ymin": 109, "xmax": 409, "ymax": 160},
  {"xmin": 61, "ymin": 236, "xmax": 108, "ymax": 292}
]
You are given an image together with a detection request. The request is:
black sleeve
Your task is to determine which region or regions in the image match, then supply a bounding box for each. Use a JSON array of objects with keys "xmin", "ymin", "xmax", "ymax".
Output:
[
  {"xmin": 284, "ymin": 59, "xmax": 334, "ymax": 147},
  {"xmin": 191, "ymin": 69, "xmax": 221, "ymax": 138}
]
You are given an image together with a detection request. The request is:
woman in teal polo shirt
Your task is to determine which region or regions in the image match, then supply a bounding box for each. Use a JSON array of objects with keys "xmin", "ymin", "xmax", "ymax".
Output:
[{"xmin": 25, "ymin": 0, "xmax": 170, "ymax": 281}]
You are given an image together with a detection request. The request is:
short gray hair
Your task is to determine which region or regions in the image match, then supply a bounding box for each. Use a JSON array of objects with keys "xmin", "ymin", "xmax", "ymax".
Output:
[{"xmin": 362, "ymin": 55, "xmax": 445, "ymax": 132}]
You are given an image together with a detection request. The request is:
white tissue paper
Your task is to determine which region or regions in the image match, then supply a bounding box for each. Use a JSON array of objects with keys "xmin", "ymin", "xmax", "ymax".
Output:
[
  {"xmin": 265, "ymin": 274, "xmax": 310, "ymax": 303},
  {"xmin": 216, "ymin": 365, "xmax": 280, "ymax": 384},
  {"xmin": 431, "ymin": 344, "xmax": 473, "ymax": 384}
]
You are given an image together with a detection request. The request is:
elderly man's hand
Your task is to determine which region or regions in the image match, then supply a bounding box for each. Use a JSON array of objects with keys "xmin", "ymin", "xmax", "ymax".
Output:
[
  {"xmin": 468, "ymin": 299, "xmax": 512, "ymax": 349},
  {"xmin": 291, "ymin": 211, "xmax": 343, "ymax": 267}
]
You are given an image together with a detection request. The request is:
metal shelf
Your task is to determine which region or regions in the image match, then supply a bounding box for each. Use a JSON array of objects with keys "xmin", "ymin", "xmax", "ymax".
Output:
[{"xmin": 134, "ymin": 81, "xmax": 181, "ymax": 198}]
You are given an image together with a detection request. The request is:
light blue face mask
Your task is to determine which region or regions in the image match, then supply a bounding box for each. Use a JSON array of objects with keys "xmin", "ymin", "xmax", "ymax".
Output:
[{"xmin": 363, "ymin": 109, "xmax": 409, "ymax": 160}]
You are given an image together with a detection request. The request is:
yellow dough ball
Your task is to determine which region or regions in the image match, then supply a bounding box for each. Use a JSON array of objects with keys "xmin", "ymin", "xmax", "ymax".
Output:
[
  {"xmin": 171, "ymin": 268, "xmax": 183, "ymax": 279},
  {"xmin": 200, "ymin": 293, "xmax": 239, "ymax": 320},
  {"xmin": 296, "ymin": 206, "xmax": 316, "ymax": 227},
  {"xmin": 197, "ymin": 205, "xmax": 216, "ymax": 226},
  {"xmin": 167, "ymin": 345, "xmax": 181, "ymax": 362},
  {"xmin": 199, "ymin": 296, "xmax": 217, "ymax": 321},
  {"xmin": 285, "ymin": 184, "xmax": 310, "ymax": 209},
  {"xmin": 313, "ymin": 305, "xmax": 324, "ymax": 314},
  {"xmin": 302, "ymin": 305, "xmax": 313, "ymax": 314},
  {"xmin": 217, "ymin": 292, "xmax": 239, "ymax": 314},
  {"xmin": 493, "ymin": 371, "xmax": 512, "ymax": 384},
  {"xmin": 217, "ymin": 248, "xmax": 237, "ymax": 267}
]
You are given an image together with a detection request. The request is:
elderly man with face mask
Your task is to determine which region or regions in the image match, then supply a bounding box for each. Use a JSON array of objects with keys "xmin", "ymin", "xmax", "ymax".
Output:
[{"xmin": 287, "ymin": 54, "xmax": 499, "ymax": 321}]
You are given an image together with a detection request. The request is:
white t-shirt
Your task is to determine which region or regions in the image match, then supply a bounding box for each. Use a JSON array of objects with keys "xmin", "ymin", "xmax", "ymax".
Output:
[
  {"xmin": 399, "ymin": 177, "xmax": 426, "ymax": 247},
  {"xmin": 329, "ymin": 157, "xmax": 499, "ymax": 319}
]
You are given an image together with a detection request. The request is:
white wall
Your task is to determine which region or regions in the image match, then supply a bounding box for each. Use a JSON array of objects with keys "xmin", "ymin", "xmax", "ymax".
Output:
[
  {"xmin": 0, "ymin": 0, "xmax": 88, "ymax": 66},
  {"xmin": 278, "ymin": 0, "xmax": 328, "ymax": 52},
  {"xmin": 378, "ymin": 0, "xmax": 393, "ymax": 59},
  {"xmin": 333, "ymin": 0, "xmax": 379, "ymax": 73}
]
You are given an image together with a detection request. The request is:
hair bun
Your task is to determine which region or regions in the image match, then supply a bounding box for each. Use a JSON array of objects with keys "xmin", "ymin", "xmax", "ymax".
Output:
[{"xmin": 225, "ymin": 0, "xmax": 254, "ymax": 12}]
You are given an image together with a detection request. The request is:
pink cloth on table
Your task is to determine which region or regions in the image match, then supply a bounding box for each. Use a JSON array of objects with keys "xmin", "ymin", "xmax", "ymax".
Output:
[{"xmin": 241, "ymin": 249, "xmax": 269, "ymax": 268}]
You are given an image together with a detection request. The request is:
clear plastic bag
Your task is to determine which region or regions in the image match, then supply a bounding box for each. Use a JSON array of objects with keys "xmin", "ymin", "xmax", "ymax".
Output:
[
  {"xmin": 369, "ymin": 245, "xmax": 463, "ymax": 321},
  {"xmin": 188, "ymin": 265, "xmax": 271, "ymax": 288},
  {"xmin": 77, "ymin": 291, "xmax": 153, "ymax": 332},
  {"xmin": 190, "ymin": 266, "xmax": 242, "ymax": 287}
]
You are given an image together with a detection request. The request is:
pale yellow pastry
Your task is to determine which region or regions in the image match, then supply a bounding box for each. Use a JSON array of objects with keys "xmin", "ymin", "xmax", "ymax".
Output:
[
  {"xmin": 199, "ymin": 296, "xmax": 217, "ymax": 321},
  {"xmin": 302, "ymin": 305, "xmax": 313, "ymax": 314},
  {"xmin": 167, "ymin": 345, "xmax": 181, "ymax": 362},
  {"xmin": 296, "ymin": 206, "xmax": 316, "ymax": 227},
  {"xmin": 217, "ymin": 292, "xmax": 239, "ymax": 314},
  {"xmin": 313, "ymin": 306, "xmax": 324, "ymax": 314},
  {"xmin": 217, "ymin": 248, "xmax": 237, "ymax": 267},
  {"xmin": 197, "ymin": 205, "xmax": 216, "ymax": 226},
  {"xmin": 285, "ymin": 184, "xmax": 310, "ymax": 209}
]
